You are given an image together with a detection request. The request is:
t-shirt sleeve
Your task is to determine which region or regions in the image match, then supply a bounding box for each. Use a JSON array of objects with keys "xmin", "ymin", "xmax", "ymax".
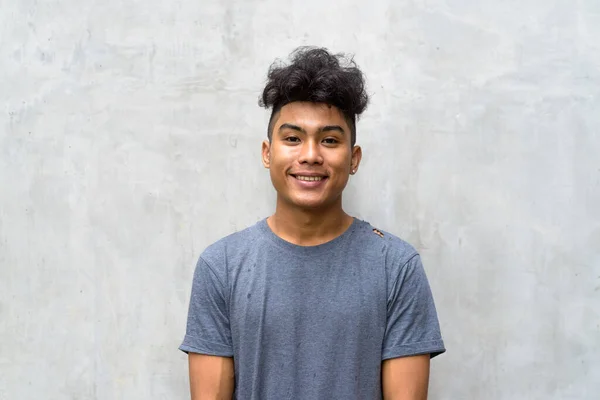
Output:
[
  {"xmin": 382, "ymin": 253, "xmax": 446, "ymax": 360},
  {"xmin": 179, "ymin": 256, "xmax": 233, "ymax": 357}
]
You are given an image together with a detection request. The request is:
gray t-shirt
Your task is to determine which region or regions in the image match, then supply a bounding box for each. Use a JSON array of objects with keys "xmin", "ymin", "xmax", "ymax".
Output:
[{"xmin": 180, "ymin": 217, "xmax": 445, "ymax": 399}]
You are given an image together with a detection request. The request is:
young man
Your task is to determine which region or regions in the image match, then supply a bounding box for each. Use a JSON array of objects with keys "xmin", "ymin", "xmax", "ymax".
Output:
[{"xmin": 180, "ymin": 47, "xmax": 445, "ymax": 400}]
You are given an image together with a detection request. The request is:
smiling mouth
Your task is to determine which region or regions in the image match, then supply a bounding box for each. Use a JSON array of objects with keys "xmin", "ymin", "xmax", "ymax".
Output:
[{"xmin": 291, "ymin": 175, "xmax": 328, "ymax": 182}]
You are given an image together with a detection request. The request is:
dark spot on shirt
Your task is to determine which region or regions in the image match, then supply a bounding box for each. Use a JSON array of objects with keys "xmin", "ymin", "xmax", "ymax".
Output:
[{"xmin": 372, "ymin": 228, "xmax": 384, "ymax": 238}]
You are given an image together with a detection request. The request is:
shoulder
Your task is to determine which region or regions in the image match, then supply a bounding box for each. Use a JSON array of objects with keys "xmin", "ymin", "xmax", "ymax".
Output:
[
  {"xmin": 353, "ymin": 218, "xmax": 420, "ymax": 269},
  {"xmin": 199, "ymin": 220, "xmax": 264, "ymax": 268},
  {"xmin": 354, "ymin": 220, "xmax": 430, "ymax": 303}
]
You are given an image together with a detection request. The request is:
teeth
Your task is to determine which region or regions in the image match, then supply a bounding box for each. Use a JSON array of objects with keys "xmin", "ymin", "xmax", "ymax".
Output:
[{"xmin": 296, "ymin": 175, "xmax": 323, "ymax": 181}]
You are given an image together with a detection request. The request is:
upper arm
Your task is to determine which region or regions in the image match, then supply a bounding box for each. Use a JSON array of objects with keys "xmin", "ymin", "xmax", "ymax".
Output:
[
  {"xmin": 381, "ymin": 251, "xmax": 444, "ymax": 399},
  {"xmin": 381, "ymin": 354, "xmax": 430, "ymax": 400},
  {"xmin": 382, "ymin": 253, "xmax": 445, "ymax": 359},
  {"xmin": 188, "ymin": 353, "xmax": 234, "ymax": 400},
  {"xmin": 180, "ymin": 256, "xmax": 233, "ymax": 356},
  {"xmin": 181, "ymin": 255, "xmax": 235, "ymax": 399}
]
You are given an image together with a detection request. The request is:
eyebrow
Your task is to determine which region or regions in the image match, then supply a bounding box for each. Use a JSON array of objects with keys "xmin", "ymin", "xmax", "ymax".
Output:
[
  {"xmin": 279, "ymin": 123, "xmax": 306, "ymax": 134},
  {"xmin": 320, "ymin": 125, "xmax": 345, "ymax": 134},
  {"xmin": 278, "ymin": 123, "xmax": 345, "ymax": 135}
]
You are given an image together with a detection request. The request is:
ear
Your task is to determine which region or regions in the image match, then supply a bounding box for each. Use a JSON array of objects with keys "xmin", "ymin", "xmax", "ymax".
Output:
[
  {"xmin": 350, "ymin": 145, "xmax": 362, "ymax": 174},
  {"xmin": 261, "ymin": 140, "xmax": 271, "ymax": 168}
]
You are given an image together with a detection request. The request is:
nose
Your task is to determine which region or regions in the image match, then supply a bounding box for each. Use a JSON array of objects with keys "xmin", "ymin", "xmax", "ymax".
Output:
[{"xmin": 298, "ymin": 138, "xmax": 323, "ymax": 165}]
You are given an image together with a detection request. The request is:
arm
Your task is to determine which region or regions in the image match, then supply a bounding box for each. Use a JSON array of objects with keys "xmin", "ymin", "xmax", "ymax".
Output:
[
  {"xmin": 381, "ymin": 252, "xmax": 444, "ymax": 399},
  {"xmin": 181, "ymin": 256, "xmax": 235, "ymax": 399},
  {"xmin": 188, "ymin": 353, "xmax": 234, "ymax": 400},
  {"xmin": 382, "ymin": 354, "xmax": 430, "ymax": 400}
]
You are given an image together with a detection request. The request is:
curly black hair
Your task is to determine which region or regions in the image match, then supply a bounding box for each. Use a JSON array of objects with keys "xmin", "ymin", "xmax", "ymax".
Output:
[{"xmin": 259, "ymin": 47, "xmax": 369, "ymax": 146}]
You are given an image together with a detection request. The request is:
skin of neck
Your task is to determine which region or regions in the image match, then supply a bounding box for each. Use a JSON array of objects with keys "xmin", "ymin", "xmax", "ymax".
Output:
[{"xmin": 267, "ymin": 194, "xmax": 354, "ymax": 246}]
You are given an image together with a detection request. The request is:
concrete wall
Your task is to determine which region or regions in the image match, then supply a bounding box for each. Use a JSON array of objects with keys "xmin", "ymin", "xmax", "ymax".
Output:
[{"xmin": 1, "ymin": 0, "xmax": 599, "ymax": 398}]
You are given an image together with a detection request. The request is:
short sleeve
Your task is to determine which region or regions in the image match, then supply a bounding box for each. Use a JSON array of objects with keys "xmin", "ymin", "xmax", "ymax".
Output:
[
  {"xmin": 179, "ymin": 256, "xmax": 233, "ymax": 356},
  {"xmin": 382, "ymin": 253, "xmax": 446, "ymax": 360}
]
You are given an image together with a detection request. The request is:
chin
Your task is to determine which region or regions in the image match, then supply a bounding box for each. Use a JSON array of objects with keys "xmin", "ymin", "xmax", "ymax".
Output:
[
  {"xmin": 288, "ymin": 195, "xmax": 336, "ymax": 210},
  {"xmin": 294, "ymin": 202, "xmax": 327, "ymax": 210}
]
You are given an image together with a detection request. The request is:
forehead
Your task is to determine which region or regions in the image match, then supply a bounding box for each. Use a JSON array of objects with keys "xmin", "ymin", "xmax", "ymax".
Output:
[{"xmin": 274, "ymin": 102, "xmax": 349, "ymax": 132}]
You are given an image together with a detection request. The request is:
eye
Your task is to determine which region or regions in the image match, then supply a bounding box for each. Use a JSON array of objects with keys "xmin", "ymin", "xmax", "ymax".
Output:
[
  {"xmin": 322, "ymin": 137, "xmax": 339, "ymax": 144},
  {"xmin": 284, "ymin": 136, "xmax": 300, "ymax": 143}
]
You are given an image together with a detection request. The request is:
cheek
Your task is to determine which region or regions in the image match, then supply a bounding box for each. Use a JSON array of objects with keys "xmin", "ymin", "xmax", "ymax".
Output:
[
  {"xmin": 268, "ymin": 155, "xmax": 290, "ymax": 180},
  {"xmin": 271, "ymin": 149, "xmax": 296, "ymax": 169},
  {"xmin": 331, "ymin": 154, "xmax": 352, "ymax": 173}
]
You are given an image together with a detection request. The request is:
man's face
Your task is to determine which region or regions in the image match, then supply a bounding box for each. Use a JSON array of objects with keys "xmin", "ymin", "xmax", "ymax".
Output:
[{"xmin": 262, "ymin": 101, "xmax": 362, "ymax": 210}]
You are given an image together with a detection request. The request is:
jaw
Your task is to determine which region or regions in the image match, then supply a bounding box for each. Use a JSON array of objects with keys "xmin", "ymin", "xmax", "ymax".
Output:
[{"xmin": 277, "ymin": 192, "xmax": 339, "ymax": 212}]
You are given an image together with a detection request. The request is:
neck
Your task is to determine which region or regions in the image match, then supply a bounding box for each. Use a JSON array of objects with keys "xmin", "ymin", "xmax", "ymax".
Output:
[{"xmin": 267, "ymin": 197, "xmax": 354, "ymax": 246}]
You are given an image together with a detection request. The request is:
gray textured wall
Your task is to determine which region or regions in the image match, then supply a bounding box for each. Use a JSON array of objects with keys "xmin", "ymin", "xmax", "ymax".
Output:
[{"xmin": 1, "ymin": 0, "xmax": 599, "ymax": 399}]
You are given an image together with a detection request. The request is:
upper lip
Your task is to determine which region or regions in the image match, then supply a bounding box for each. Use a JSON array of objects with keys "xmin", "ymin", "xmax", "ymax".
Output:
[{"xmin": 290, "ymin": 172, "xmax": 328, "ymax": 177}]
